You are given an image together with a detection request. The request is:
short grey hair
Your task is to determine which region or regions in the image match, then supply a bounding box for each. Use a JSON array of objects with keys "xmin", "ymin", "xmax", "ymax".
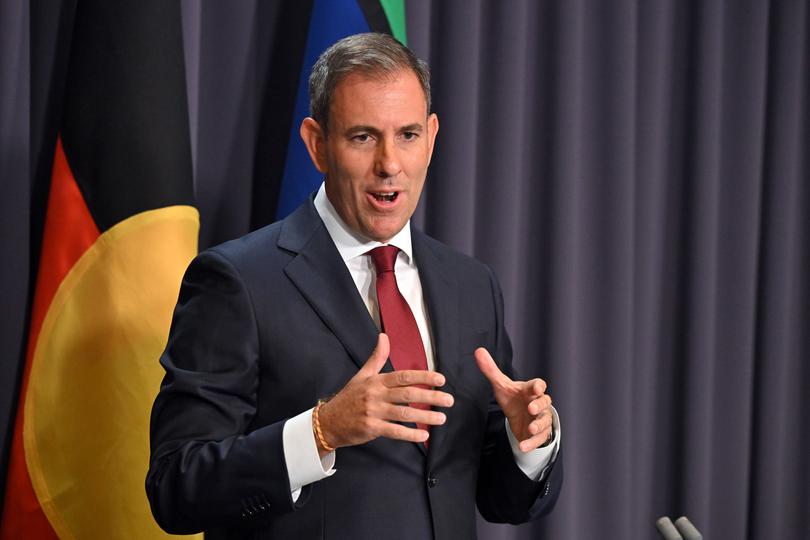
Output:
[{"xmin": 308, "ymin": 33, "xmax": 432, "ymax": 135}]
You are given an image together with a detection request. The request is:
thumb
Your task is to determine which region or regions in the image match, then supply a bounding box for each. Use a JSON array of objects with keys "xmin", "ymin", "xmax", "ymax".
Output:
[
  {"xmin": 474, "ymin": 347, "xmax": 510, "ymax": 387},
  {"xmin": 361, "ymin": 333, "xmax": 390, "ymax": 375}
]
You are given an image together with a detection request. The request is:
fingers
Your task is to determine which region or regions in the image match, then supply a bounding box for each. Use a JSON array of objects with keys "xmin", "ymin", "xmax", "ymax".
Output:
[
  {"xmin": 518, "ymin": 429, "xmax": 553, "ymax": 453},
  {"xmin": 527, "ymin": 378, "xmax": 548, "ymax": 398},
  {"xmin": 360, "ymin": 333, "xmax": 390, "ymax": 375},
  {"xmin": 527, "ymin": 393, "xmax": 552, "ymax": 416},
  {"xmin": 356, "ymin": 415, "xmax": 432, "ymax": 444},
  {"xmin": 380, "ymin": 404, "xmax": 448, "ymax": 426},
  {"xmin": 333, "ymin": 334, "xmax": 458, "ymax": 448},
  {"xmin": 386, "ymin": 386, "xmax": 454, "ymax": 408},
  {"xmin": 381, "ymin": 368, "xmax": 446, "ymax": 389},
  {"xmin": 527, "ymin": 409, "xmax": 553, "ymax": 436},
  {"xmin": 374, "ymin": 420, "xmax": 430, "ymax": 443},
  {"xmin": 474, "ymin": 347, "xmax": 511, "ymax": 387}
]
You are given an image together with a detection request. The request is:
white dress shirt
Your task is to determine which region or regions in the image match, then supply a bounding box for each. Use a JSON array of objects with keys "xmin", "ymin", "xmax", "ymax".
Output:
[{"xmin": 282, "ymin": 183, "xmax": 561, "ymax": 501}]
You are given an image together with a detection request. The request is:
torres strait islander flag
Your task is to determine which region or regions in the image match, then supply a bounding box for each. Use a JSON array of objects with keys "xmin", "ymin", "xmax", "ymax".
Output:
[
  {"xmin": 1, "ymin": 1, "xmax": 199, "ymax": 539},
  {"xmin": 275, "ymin": 0, "xmax": 408, "ymax": 218}
]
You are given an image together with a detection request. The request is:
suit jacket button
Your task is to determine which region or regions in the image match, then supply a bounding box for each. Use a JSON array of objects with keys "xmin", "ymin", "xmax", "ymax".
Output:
[{"xmin": 427, "ymin": 476, "xmax": 438, "ymax": 488}]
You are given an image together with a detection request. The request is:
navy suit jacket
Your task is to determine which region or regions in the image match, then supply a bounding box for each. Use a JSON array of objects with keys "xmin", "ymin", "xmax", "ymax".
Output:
[{"xmin": 146, "ymin": 197, "xmax": 562, "ymax": 539}]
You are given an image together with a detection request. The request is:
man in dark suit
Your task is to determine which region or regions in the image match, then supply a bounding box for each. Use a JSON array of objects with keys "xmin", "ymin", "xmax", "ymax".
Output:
[{"xmin": 146, "ymin": 33, "xmax": 562, "ymax": 539}]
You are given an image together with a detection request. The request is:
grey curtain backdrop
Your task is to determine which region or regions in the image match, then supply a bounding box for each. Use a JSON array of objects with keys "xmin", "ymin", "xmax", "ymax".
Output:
[
  {"xmin": 405, "ymin": 2, "xmax": 809, "ymax": 539},
  {"xmin": 2, "ymin": 1, "xmax": 808, "ymax": 539},
  {"xmin": 0, "ymin": 0, "xmax": 30, "ymax": 506}
]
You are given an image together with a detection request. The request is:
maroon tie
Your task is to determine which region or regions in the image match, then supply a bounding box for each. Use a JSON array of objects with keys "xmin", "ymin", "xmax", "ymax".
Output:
[{"xmin": 369, "ymin": 246, "xmax": 430, "ymax": 437}]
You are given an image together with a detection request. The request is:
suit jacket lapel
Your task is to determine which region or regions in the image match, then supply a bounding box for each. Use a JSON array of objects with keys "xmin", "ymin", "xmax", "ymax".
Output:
[
  {"xmin": 412, "ymin": 231, "xmax": 460, "ymax": 462},
  {"xmin": 279, "ymin": 199, "xmax": 380, "ymax": 371}
]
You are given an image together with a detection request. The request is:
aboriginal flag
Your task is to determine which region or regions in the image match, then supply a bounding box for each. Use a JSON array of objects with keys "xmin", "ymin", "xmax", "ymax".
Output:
[{"xmin": 0, "ymin": 1, "xmax": 199, "ymax": 539}]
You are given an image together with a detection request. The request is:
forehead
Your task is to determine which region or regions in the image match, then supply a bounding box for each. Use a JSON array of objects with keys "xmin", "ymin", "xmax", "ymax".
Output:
[{"xmin": 329, "ymin": 69, "xmax": 428, "ymax": 127}]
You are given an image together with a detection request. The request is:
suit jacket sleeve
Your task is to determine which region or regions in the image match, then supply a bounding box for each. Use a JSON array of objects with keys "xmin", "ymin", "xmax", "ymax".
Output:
[
  {"xmin": 475, "ymin": 265, "xmax": 563, "ymax": 524},
  {"xmin": 146, "ymin": 249, "xmax": 308, "ymax": 534}
]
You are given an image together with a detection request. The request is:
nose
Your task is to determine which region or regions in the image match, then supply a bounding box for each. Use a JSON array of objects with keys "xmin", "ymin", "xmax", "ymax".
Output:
[{"xmin": 374, "ymin": 137, "xmax": 402, "ymax": 179}]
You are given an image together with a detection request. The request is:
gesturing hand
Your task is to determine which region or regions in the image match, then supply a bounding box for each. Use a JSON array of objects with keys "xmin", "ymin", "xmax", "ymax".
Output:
[
  {"xmin": 317, "ymin": 334, "xmax": 454, "ymax": 456},
  {"xmin": 474, "ymin": 347, "xmax": 554, "ymax": 453}
]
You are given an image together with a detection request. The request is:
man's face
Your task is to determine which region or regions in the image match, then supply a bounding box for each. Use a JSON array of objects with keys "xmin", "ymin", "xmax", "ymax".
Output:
[{"xmin": 301, "ymin": 69, "xmax": 439, "ymax": 243}]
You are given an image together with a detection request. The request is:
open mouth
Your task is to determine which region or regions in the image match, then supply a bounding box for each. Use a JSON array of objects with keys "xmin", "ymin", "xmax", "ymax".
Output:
[{"xmin": 371, "ymin": 191, "xmax": 399, "ymax": 203}]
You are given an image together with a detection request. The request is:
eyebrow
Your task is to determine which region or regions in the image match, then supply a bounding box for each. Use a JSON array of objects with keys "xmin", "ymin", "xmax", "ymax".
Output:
[
  {"xmin": 344, "ymin": 123, "xmax": 424, "ymax": 137},
  {"xmin": 398, "ymin": 123, "xmax": 424, "ymax": 133}
]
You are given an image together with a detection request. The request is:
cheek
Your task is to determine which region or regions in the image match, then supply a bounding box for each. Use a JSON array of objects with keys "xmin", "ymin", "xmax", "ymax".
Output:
[{"xmin": 404, "ymin": 154, "xmax": 430, "ymax": 181}]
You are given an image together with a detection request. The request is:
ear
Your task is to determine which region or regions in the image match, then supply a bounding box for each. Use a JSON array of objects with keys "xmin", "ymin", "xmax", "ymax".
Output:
[
  {"xmin": 426, "ymin": 113, "xmax": 439, "ymax": 166},
  {"xmin": 300, "ymin": 117, "xmax": 328, "ymax": 173}
]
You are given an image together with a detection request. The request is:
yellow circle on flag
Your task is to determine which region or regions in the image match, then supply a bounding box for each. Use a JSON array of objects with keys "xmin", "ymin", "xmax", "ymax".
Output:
[{"xmin": 24, "ymin": 205, "xmax": 202, "ymax": 540}]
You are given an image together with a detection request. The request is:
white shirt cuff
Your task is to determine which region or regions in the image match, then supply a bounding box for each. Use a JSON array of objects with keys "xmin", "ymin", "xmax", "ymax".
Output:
[
  {"xmin": 282, "ymin": 408, "xmax": 336, "ymax": 502},
  {"xmin": 506, "ymin": 405, "xmax": 562, "ymax": 481}
]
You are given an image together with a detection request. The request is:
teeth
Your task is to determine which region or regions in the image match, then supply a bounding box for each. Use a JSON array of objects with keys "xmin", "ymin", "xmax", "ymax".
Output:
[{"xmin": 373, "ymin": 192, "xmax": 397, "ymax": 202}]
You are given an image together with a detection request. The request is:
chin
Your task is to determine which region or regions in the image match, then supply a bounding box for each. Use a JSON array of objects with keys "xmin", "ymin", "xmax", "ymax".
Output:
[{"xmin": 366, "ymin": 224, "xmax": 403, "ymax": 243}]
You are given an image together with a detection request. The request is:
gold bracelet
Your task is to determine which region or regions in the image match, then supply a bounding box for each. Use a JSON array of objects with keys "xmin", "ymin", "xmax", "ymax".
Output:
[{"xmin": 312, "ymin": 399, "xmax": 335, "ymax": 453}]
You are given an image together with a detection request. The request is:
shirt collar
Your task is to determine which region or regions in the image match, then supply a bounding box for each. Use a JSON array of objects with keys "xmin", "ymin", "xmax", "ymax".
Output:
[{"xmin": 313, "ymin": 182, "xmax": 414, "ymax": 265}]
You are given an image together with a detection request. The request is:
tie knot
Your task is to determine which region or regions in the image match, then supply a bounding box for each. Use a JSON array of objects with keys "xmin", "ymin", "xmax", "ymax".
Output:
[{"xmin": 369, "ymin": 245, "xmax": 400, "ymax": 274}]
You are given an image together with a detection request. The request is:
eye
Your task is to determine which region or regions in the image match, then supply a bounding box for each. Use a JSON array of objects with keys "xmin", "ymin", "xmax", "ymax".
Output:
[
  {"xmin": 402, "ymin": 131, "xmax": 419, "ymax": 141},
  {"xmin": 352, "ymin": 133, "xmax": 371, "ymax": 143}
]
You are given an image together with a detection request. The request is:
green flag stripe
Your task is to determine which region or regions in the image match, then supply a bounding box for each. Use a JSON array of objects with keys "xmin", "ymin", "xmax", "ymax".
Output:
[{"xmin": 380, "ymin": 0, "xmax": 407, "ymax": 44}]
